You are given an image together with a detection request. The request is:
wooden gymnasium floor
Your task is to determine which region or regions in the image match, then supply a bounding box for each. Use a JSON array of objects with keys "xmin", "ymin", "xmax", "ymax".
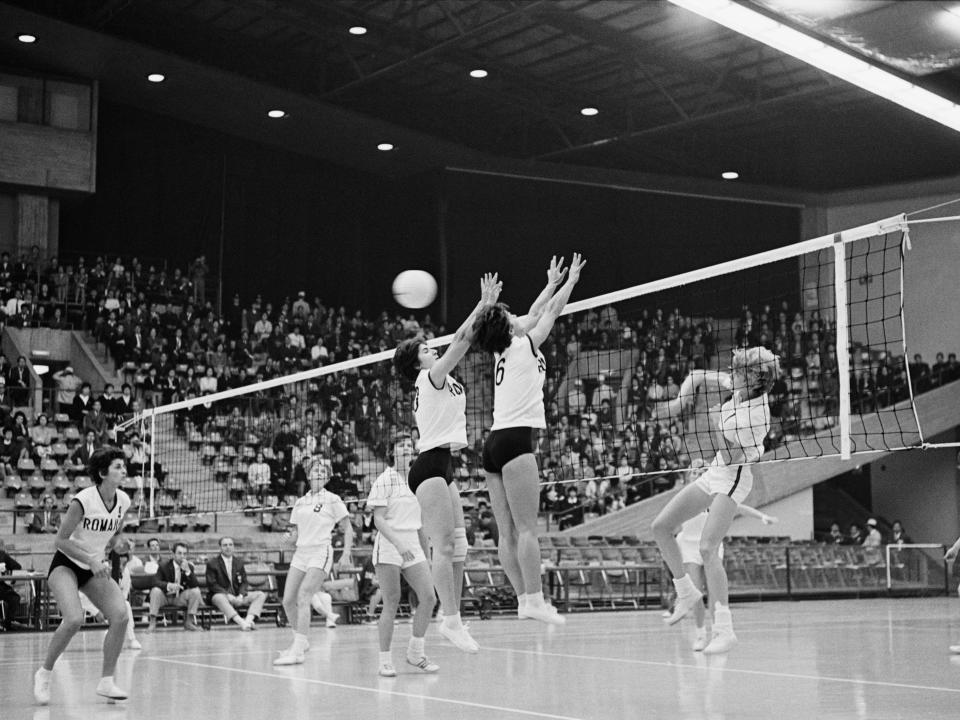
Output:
[{"xmin": 3, "ymin": 598, "xmax": 960, "ymax": 720}]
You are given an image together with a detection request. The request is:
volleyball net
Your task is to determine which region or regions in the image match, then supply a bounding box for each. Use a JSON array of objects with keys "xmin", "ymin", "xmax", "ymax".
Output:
[{"xmin": 117, "ymin": 212, "xmax": 958, "ymax": 522}]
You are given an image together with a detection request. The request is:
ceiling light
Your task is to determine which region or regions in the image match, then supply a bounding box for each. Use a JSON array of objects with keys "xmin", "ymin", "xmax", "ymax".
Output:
[
  {"xmin": 267, "ymin": 110, "xmax": 287, "ymax": 118},
  {"xmin": 17, "ymin": 34, "xmax": 36, "ymax": 43},
  {"xmin": 580, "ymin": 107, "xmax": 599, "ymax": 116},
  {"xmin": 469, "ymin": 69, "xmax": 488, "ymax": 79},
  {"xmin": 377, "ymin": 143, "xmax": 394, "ymax": 151},
  {"xmin": 349, "ymin": 26, "xmax": 367, "ymax": 35},
  {"xmin": 147, "ymin": 73, "xmax": 165, "ymax": 83},
  {"xmin": 721, "ymin": 171, "xmax": 739, "ymax": 180},
  {"xmin": 668, "ymin": 0, "xmax": 960, "ymax": 134}
]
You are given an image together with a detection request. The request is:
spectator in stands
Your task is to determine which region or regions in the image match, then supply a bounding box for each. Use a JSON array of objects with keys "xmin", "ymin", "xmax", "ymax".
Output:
[
  {"xmin": 29, "ymin": 495, "xmax": 61, "ymax": 534},
  {"xmin": 130, "ymin": 538, "xmax": 163, "ymax": 575},
  {"xmin": 827, "ymin": 522, "xmax": 844, "ymax": 544},
  {"xmin": 845, "ymin": 522, "xmax": 865, "ymax": 545},
  {"xmin": 204, "ymin": 537, "xmax": 266, "ymax": 630},
  {"xmin": 567, "ymin": 379, "xmax": 587, "ymax": 417},
  {"xmin": 908, "ymin": 353, "xmax": 931, "ymax": 393},
  {"xmin": 71, "ymin": 383, "xmax": 93, "ymax": 425},
  {"xmin": 247, "ymin": 450, "xmax": 272, "ymax": 499},
  {"xmin": 863, "ymin": 518, "xmax": 883, "ymax": 548},
  {"xmin": 8, "ymin": 356, "xmax": 30, "ymax": 406},
  {"xmin": 72, "ymin": 430, "xmax": 99, "ymax": 470},
  {"xmin": 30, "ymin": 414, "xmax": 56, "ymax": 450},
  {"xmin": 891, "ymin": 520, "xmax": 909, "ymax": 546},
  {"xmin": 147, "ymin": 542, "xmax": 203, "ymax": 632},
  {"xmin": 188, "ymin": 255, "xmax": 208, "ymax": 304},
  {"xmin": 52, "ymin": 367, "xmax": 82, "ymax": 414},
  {"xmin": 0, "ymin": 537, "xmax": 23, "ymax": 630},
  {"xmin": 0, "ymin": 378, "xmax": 11, "ymax": 416},
  {"xmin": 83, "ymin": 400, "xmax": 109, "ymax": 446}
]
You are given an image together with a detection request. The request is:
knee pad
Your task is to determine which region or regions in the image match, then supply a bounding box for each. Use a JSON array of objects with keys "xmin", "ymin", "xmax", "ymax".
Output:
[{"xmin": 452, "ymin": 527, "xmax": 469, "ymax": 563}]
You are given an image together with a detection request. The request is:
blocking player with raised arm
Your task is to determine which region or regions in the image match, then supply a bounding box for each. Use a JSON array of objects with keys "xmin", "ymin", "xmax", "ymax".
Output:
[
  {"xmin": 472, "ymin": 254, "xmax": 586, "ymax": 624},
  {"xmin": 35, "ymin": 446, "xmax": 132, "ymax": 705},
  {"xmin": 651, "ymin": 347, "xmax": 780, "ymax": 653},
  {"xmin": 392, "ymin": 272, "xmax": 501, "ymax": 653}
]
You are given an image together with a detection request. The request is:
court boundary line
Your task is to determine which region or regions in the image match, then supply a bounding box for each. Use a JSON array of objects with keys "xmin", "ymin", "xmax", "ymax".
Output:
[
  {"xmin": 483, "ymin": 646, "xmax": 960, "ymax": 694},
  {"xmin": 143, "ymin": 656, "xmax": 587, "ymax": 720}
]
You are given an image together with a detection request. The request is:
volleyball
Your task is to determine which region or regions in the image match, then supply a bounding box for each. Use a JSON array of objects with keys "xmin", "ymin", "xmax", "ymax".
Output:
[{"xmin": 392, "ymin": 269, "xmax": 437, "ymax": 308}]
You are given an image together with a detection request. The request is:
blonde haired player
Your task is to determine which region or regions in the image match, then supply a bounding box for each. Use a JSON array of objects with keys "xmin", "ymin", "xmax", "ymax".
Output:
[
  {"xmin": 35, "ymin": 446, "xmax": 131, "ymax": 705},
  {"xmin": 274, "ymin": 458, "xmax": 354, "ymax": 666},
  {"xmin": 369, "ymin": 439, "xmax": 439, "ymax": 677},
  {"xmin": 651, "ymin": 346, "xmax": 780, "ymax": 653},
  {"xmin": 392, "ymin": 272, "xmax": 500, "ymax": 653},
  {"xmin": 669, "ymin": 461, "xmax": 777, "ymax": 650}
]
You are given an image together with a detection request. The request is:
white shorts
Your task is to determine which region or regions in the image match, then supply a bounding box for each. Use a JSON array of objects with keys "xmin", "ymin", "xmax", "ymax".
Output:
[
  {"xmin": 373, "ymin": 530, "xmax": 427, "ymax": 569},
  {"xmin": 677, "ymin": 535, "xmax": 725, "ymax": 566},
  {"xmin": 694, "ymin": 463, "xmax": 753, "ymax": 505},
  {"xmin": 291, "ymin": 545, "xmax": 334, "ymax": 574}
]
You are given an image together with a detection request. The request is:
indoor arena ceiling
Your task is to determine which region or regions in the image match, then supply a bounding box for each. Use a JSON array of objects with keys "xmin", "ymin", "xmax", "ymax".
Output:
[{"xmin": 2, "ymin": 0, "xmax": 960, "ymax": 192}]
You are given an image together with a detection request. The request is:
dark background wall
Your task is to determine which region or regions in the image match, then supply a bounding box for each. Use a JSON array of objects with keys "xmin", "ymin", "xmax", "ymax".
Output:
[{"xmin": 59, "ymin": 101, "xmax": 802, "ymax": 322}]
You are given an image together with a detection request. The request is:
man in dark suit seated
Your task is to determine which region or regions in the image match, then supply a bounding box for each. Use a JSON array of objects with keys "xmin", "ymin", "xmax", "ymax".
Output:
[
  {"xmin": 71, "ymin": 430, "xmax": 100, "ymax": 468},
  {"xmin": 205, "ymin": 537, "xmax": 266, "ymax": 630},
  {"xmin": 148, "ymin": 542, "xmax": 203, "ymax": 632},
  {"xmin": 0, "ymin": 537, "xmax": 23, "ymax": 630},
  {"xmin": 28, "ymin": 495, "xmax": 60, "ymax": 534}
]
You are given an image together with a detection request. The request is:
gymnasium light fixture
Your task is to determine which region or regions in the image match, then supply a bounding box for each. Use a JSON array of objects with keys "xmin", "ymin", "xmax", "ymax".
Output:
[{"xmin": 668, "ymin": 0, "xmax": 960, "ymax": 133}]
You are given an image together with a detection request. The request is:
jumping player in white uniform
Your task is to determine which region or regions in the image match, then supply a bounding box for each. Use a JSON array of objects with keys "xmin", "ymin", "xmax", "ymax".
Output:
[
  {"xmin": 274, "ymin": 459, "xmax": 354, "ymax": 666},
  {"xmin": 473, "ymin": 253, "xmax": 586, "ymax": 624},
  {"xmin": 35, "ymin": 446, "xmax": 132, "ymax": 705},
  {"xmin": 393, "ymin": 273, "xmax": 500, "ymax": 653},
  {"xmin": 369, "ymin": 440, "xmax": 439, "ymax": 677},
  {"xmin": 651, "ymin": 346, "xmax": 780, "ymax": 653},
  {"xmin": 668, "ymin": 462, "xmax": 777, "ymax": 650},
  {"xmin": 945, "ymin": 536, "xmax": 960, "ymax": 654}
]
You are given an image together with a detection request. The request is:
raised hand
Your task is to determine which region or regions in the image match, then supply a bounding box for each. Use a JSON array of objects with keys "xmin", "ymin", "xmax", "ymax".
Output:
[
  {"xmin": 547, "ymin": 255, "xmax": 568, "ymax": 286},
  {"xmin": 567, "ymin": 252, "xmax": 587, "ymax": 283},
  {"xmin": 480, "ymin": 272, "xmax": 502, "ymax": 305}
]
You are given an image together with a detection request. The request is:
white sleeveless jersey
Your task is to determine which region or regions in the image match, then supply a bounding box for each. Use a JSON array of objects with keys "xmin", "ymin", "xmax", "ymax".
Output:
[
  {"xmin": 713, "ymin": 390, "xmax": 771, "ymax": 465},
  {"xmin": 414, "ymin": 369, "xmax": 467, "ymax": 451},
  {"xmin": 66, "ymin": 487, "xmax": 131, "ymax": 569},
  {"xmin": 290, "ymin": 488, "xmax": 348, "ymax": 548},
  {"xmin": 367, "ymin": 467, "xmax": 422, "ymax": 531},
  {"xmin": 492, "ymin": 334, "xmax": 546, "ymax": 430}
]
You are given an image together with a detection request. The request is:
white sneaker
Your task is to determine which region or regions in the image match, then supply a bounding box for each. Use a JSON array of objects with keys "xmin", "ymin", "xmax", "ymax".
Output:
[
  {"xmin": 125, "ymin": 638, "xmax": 142, "ymax": 650},
  {"xmin": 34, "ymin": 668, "xmax": 51, "ymax": 705},
  {"xmin": 95, "ymin": 677, "xmax": 128, "ymax": 701},
  {"xmin": 439, "ymin": 622, "xmax": 480, "ymax": 653},
  {"xmin": 523, "ymin": 603, "xmax": 566, "ymax": 626},
  {"xmin": 950, "ymin": 645, "xmax": 960, "ymax": 654},
  {"xmin": 273, "ymin": 650, "xmax": 305, "ymax": 666},
  {"xmin": 702, "ymin": 627, "xmax": 738, "ymax": 654},
  {"xmin": 665, "ymin": 589, "xmax": 703, "ymax": 626},
  {"xmin": 378, "ymin": 662, "xmax": 397, "ymax": 677},
  {"xmin": 692, "ymin": 632, "xmax": 709, "ymax": 652},
  {"xmin": 406, "ymin": 655, "xmax": 440, "ymax": 673},
  {"xmin": 325, "ymin": 613, "xmax": 339, "ymax": 629}
]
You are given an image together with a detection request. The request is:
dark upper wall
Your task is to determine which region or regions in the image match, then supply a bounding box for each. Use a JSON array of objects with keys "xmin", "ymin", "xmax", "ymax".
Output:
[
  {"xmin": 58, "ymin": 100, "xmax": 801, "ymax": 324},
  {"xmin": 58, "ymin": 100, "xmax": 438, "ymax": 316},
  {"xmin": 441, "ymin": 172, "xmax": 802, "ymax": 321}
]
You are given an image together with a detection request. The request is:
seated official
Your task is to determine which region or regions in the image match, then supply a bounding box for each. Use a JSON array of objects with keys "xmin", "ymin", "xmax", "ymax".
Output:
[
  {"xmin": 204, "ymin": 537, "xmax": 266, "ymax": 630},
  {"xmin": 147, "ymin": 543, "xmax": 203, "ymax": 632}
]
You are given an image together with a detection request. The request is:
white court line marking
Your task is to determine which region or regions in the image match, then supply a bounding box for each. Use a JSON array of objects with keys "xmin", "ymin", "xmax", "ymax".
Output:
[
  {"xmin": 483, "ymin": 646, "xmax": 960, "ymax": 694},
  {"xmin": 144, "ymin": 656, "xmax": 586, "ymax": 720}
]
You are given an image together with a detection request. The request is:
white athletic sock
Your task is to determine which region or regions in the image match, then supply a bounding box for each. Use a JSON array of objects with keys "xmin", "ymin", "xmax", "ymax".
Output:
[
  {"xmin": 379, "ymin": 651, "xmax": 392, "ymax": 665},
  {"xmin": 314, "ymin": 591, "xmax": 333, "ymax": 616},
  {"xmin": 673, "ymin": 575, "xmax": 696, "ymax": 595},
  {"xmin": 518, "ymin": 594, "xmax": 528, "ymax": 610},
  {"xmin": 527, "ymin": 591, "xmax": 545, "ymax": 608},
  {"xmin": 713, "ymin": 603, "xmax": 732, "ymax": 628},
  {"xmin": 37, "ymin": 667, "xmax": 51, "ymax": 677},
  {"xmin": 293, "ymin": 633, "xmax": 308, "ymax": 650},
  {"xmin": 408, "ymin": 636, "xmax": 425, "ymax": 656},
  {"xmin": 442, "ymin": 612, "xmax": 463, "ymax": 629}
]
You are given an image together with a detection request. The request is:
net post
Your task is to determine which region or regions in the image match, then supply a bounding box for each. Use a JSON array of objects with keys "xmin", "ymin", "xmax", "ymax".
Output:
[
  {"xmin": 149, "ymin": 413, "xmax": 156, "ymax": 520},
  {"xmin": 899, "ymin": 228, "xmax": 925, "ymax": 446},
  {"xmin": 833, "ymin": 235, "xmax": 852, "ymax": 460},
  {"xmin": 885, "ymin": 544, "xmax": 892, "ymax": 590}
]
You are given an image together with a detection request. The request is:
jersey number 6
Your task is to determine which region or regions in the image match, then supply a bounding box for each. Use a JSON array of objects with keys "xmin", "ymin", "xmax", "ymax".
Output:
[{"xmin": 495, "ymin": 357, "xmax": 505, "ymax": 386}]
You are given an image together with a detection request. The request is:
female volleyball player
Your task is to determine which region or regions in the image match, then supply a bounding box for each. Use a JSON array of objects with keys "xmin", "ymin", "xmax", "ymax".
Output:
[
  {"xmin": 669, "ymin": 473, "xmax": 777, "ymax": 650},
  {"xmin": 472, "ymin": 253, "xmax": 587, "ymax": 624},
  {"xmin": 35, "ymin": 446, "xmax": 131, "ymax": 705},
  {"xmin": 393, "ymin": 272, "xmax": 501, "ymax": 653},
  {"xmin": 274, "ymin": 459, "xmax": 354, "ymax": 666},
  {"xmin": 651, "ymin": 346, "xmax": 780, "ymax": 653},
  {"xmin": 369, "ymin": 440, "xmax": 439, "ymax": 677},
  {"xmin": 946, "ymin": 536, "xmax": 960, "ymax": 654}
]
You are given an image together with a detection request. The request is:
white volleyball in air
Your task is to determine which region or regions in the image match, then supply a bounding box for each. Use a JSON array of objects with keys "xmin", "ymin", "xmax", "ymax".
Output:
[{"xmin": 392, "ymin": 269, "xmax": 437, "ymax": 309}]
